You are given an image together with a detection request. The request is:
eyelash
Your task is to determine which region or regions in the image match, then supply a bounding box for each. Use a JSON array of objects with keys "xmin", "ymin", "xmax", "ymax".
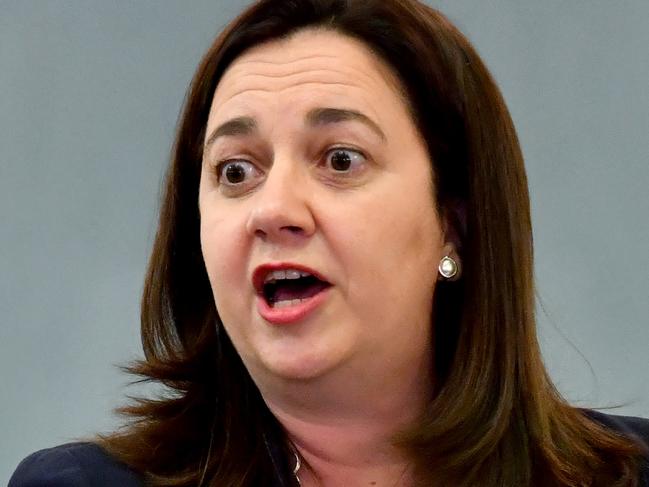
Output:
[{"xmin": 213, "ymin": 146, "xmax": 367, "ymax": 187}]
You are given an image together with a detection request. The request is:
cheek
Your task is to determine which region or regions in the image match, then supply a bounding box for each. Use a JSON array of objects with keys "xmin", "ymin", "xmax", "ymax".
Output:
[
  {"xmin": 199, "ymin": 207, "xmax": 250, "ymax": 317},
  {"xmin": 331, "ymin": 184, "xmax": 442, "ymax": 309}
]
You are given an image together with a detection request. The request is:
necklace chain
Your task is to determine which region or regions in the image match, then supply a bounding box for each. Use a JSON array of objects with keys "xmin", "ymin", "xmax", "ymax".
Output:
[
  {"xmin": 292, "ymin": 450, "xmax": 409, "ymax": 487},
  {"xmin": 292, "ymin": 449, "xmax": 302, "ymax": 485}
]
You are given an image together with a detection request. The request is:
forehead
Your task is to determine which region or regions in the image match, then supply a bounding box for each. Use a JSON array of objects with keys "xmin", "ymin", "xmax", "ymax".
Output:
[{"xmin": 208, "ymin": 28, "xmax": 409, "ymax": 125}]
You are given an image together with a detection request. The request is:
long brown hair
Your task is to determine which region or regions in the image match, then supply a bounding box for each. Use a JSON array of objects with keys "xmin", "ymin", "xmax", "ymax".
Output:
[{"xmin": 98, "ymin": 1, "xmax": 645, "ymax": 485}]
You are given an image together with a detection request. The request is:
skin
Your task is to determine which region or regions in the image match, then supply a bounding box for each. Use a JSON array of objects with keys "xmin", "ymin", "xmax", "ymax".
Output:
[{"xmin": 199, "ymin": 28, "xmax": 456, "ymax": 486}]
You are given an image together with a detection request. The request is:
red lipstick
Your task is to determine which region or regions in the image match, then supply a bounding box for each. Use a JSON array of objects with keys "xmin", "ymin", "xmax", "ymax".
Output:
[{"xmin": 252, "ymin": 263, "xmax": 332, "ymax": 325}]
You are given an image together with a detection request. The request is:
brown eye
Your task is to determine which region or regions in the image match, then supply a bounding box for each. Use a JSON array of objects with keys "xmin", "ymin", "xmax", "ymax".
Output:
[
  {"xmin": 225, "ymin": 163, "xmax": 246, "ymax": 183},
  {"xmin": 331, "ymin": 151, "xmax": 351, "ymax": 171},
  {"xmin": 217, "ymin": 161, "xmax": 259, "ymax": 186},
  {"xmin": 325, "ymin": 148, "xmax": 365, "ymax": 173}
]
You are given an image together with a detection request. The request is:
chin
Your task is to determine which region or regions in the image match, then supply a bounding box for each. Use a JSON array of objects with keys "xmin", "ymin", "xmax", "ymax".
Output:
[{"xmin": 255, "ymin": 339, "xmax": 348, "ymax": 382}]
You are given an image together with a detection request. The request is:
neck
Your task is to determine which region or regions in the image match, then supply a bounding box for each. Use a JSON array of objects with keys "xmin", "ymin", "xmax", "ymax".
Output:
[
  {"xmin": 259, "ymin": 353, "xmax": 433, "ymax": 486},
  {"xmin": 274, "ymin": 405, "xmax": 416, "ymax": 486}
]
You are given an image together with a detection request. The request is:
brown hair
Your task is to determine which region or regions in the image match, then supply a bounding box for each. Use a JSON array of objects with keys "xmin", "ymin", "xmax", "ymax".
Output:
[{"xmin": 97, "ymin": 1, "xmax": 645, "ymax": 485}]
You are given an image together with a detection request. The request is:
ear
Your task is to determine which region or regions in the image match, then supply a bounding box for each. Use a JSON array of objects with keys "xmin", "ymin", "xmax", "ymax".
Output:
[
  {"xmin": 437, "ymin": 201, "xmax": 465, "ymax": 282},
  {"xmin": 440, "ymin": 199, "xmax": 465, "ymax": 258}
]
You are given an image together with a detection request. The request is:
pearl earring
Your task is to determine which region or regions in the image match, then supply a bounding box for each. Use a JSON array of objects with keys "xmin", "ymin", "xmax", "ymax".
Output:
[{"xmin": 438, "ymin": 255, "xmax": 459, "ymax": 280}]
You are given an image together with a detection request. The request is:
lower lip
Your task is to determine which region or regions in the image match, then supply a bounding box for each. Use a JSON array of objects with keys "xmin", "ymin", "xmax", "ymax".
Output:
[{"xmin": 257, "ymin": 288, "xmax": 331, "ymax": 325}]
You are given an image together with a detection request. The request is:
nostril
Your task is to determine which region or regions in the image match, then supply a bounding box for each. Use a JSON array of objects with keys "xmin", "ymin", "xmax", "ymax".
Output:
[
  {"xmin": 283, "ymin": 225, "xmax": 303, "ymax": 234},
  {"xmin": 253, "ymin": 226, "xmax": 303, "ymax": 239}
]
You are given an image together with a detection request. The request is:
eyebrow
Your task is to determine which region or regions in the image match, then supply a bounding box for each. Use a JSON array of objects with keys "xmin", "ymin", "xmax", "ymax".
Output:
[
  {"xmin": 204, "ymin": 116, "xmax": 257, "ymax": 148},
  {"xmin": 305, "ymin": 107, "xmax": 386, "ymax": 142},
  {"xmin": 204, "ymin": 107, "xmax": 386, "ymax": 150}
]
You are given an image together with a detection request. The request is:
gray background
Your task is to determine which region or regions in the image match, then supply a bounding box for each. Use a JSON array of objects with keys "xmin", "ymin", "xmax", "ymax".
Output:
[{"xmin": 1, "ymin": 0, "xmax": 647, "ymax": 481}]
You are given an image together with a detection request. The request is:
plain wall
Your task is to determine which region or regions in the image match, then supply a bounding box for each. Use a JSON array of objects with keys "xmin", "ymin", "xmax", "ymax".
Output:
[{"xmin": 1, "ymin": 0, "xmax": 647, "ymax": 481}]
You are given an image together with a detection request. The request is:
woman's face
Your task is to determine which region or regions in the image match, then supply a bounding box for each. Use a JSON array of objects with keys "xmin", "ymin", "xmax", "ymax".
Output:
[{"xmin": 199, "ymin": 29, "xmax": 450, "ymax": 382}]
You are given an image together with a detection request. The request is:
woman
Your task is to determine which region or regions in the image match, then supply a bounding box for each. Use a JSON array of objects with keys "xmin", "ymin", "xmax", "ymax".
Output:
[{"xmin": 10, "ymin": 0, "xmax": 649, "ymax": 486}]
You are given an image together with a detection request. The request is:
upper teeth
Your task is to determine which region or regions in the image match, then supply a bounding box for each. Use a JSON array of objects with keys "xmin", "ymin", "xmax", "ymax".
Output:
[{"xmin": 264, "ymin": 269, "xmax": 311, "ymax": 284}]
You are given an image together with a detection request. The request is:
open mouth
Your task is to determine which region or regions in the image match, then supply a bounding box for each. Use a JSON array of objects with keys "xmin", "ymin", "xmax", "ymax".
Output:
[
  {"xmin": 261, "ymin": 269, "xmax": 331, "ymax": 308},
  {"xmin": 252, "ymin": 264, "xmax": 333, "ymax": 324}
]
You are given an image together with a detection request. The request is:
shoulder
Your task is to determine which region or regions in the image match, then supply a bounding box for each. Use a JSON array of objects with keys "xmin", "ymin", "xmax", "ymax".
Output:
[
  {"xmin": 584, "ymin": 409, "xmax": 649, "ymax": 448},
  {"xmin": 583, "ymin": 409, "xmax": 649, "ymax": 485},
  {"xmin": 9, "ymin": 442, "xmax": 143, "ymax": 487}
]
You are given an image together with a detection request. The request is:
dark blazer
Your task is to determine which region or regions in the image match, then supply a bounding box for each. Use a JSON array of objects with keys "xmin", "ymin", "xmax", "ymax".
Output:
[
  {"xmin": 8, "ymin": 442, "xmax": 142, "ymax": 487},
  {"xmin": 9, "ymin": 411, "xmax": 649, "ymax": 486}
]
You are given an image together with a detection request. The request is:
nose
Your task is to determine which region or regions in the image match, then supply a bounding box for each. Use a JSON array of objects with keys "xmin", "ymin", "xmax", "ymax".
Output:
[{"xmin": 245, "ymin": 161, "xmax": 316, "ymax": 244}]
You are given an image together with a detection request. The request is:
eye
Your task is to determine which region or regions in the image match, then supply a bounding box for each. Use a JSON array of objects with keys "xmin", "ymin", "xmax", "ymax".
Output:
[
  {"xmin": 324, "ymin": 148, "xmax": 366, "ymax": 173},
  {"xmin": 216, "ymin": 160, "xmax": 261, "ymax": 186}
]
